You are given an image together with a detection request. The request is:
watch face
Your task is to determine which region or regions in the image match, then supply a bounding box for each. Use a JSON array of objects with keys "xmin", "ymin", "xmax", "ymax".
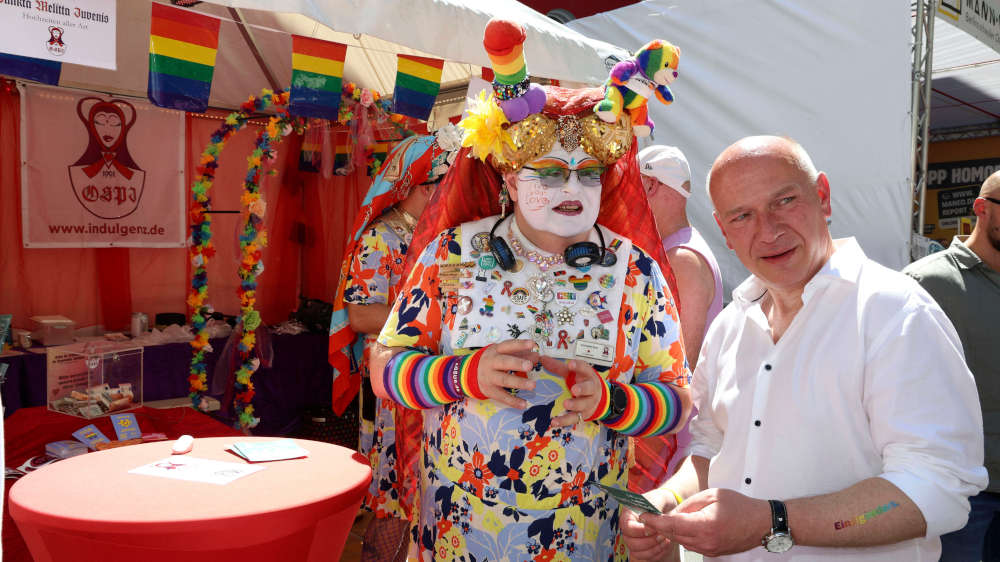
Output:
[
  {"xmin": 765, "ymin": 533, "xmax": 793, "ymax": 553},
  {"xmin": 611, "ymin": 385, "xmax": 628, "ymax": 415}
]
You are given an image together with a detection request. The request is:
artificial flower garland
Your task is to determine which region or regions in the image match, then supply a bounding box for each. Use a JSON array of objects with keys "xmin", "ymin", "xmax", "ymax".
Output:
[{"xmin": 188, "ymin": 88, "xmax": 301, "ymax": 430}]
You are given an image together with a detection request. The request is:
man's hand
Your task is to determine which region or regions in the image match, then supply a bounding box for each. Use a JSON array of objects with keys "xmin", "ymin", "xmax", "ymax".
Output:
[
  {"xmin": 476, "ymin": 339, "xmax": 539, "ymax": 409},
  {"xmin": 638, "ymin": 488, "xmax": 771, "ymax": 557},
  {"xmin": 620, "ymin": 489, "xmax": 681, "ymax": 561},
  {"xmin": 539, "ymin": 357, "xmax": 604, "ymax": 427}
]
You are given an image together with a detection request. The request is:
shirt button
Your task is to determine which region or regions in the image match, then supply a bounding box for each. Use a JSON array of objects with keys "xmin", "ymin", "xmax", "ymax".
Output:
[
  {"xmin": 754, "ymin": 420, "xmax": 762, "ymax": 427},
  {"xmin": 745, "ymin": 477, "xmax": 752, "ymax": 484},
  {"xmin": 764, "ymin": 364, "xmax": 772, "ymax": 371}
]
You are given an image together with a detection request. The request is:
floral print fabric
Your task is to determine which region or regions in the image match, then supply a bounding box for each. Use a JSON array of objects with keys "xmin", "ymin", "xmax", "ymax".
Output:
[
  {"xmin": 377, "ymin": 224, "xmax": 688, "ymax": 561},
  {"xmin": 345, "ymin": 216, "xmax": 410, "ymax": 518}
]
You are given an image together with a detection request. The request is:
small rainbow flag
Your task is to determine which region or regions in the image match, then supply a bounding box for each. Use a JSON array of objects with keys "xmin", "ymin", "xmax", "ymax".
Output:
[
  {"xmin": 290, "ymin": 36, "xmax": 347, "ymax": 120},
  {"xmin": 147, "ymin": 3, "xmax": 220, "ymax": 112},
  {"xmin": 392, "ymin": 54, "xmax": 443, "ymax": 120}
]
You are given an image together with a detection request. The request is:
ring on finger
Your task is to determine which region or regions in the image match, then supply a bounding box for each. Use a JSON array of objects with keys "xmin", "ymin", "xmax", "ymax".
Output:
[{"xmin": 577, "ymin": 411, "xmax": 584, "ymax": 425}]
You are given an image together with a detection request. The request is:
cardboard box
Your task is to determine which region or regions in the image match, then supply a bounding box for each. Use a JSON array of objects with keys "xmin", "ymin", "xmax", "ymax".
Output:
[
  {"xmin": 47, "ymin": 342, "xmax": 143, "ymax": 419},
  {"xmin": 30, "ymin": 315, "xmax": 76, "ymax": 346}
]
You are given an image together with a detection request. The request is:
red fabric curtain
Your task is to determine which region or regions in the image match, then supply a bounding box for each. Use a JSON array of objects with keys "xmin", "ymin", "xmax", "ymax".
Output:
[{"xmin": 0, "ymin": 86, "xmax": 335, "ymax": 333}]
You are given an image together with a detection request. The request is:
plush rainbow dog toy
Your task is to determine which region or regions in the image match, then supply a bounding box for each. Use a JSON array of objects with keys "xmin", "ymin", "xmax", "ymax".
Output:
[{"xmin": 594, "ymin": 39, "xmax": 681, "ymax": 137}]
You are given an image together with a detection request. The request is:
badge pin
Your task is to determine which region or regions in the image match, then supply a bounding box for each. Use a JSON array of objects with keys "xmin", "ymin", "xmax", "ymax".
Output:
[
  {"xmin": 567, "ymin": 274, "xmax": 592, "ymax": 291},
  {"xmin": 599, "ymin": 274, "xmax": 615, "ymax": 289},
  {"xmin": 587, "ymin": 291, "xmax": 607, "ymax": 310},
  {"xmin": 457, "ymin": 296, "xmax": 473, "ymax": 315},
  {"xmin": 456, "ymin": 332, "xmax": 468, "ymax": 347},
  {"xmin": 478, "ymin": 254, "xmax": 497, "ymax": 271},
  {"xmin": 556, "ymin": 307, "xmax": 575, "ymax": 325},
  {"xmin": 488, "ymin": 326, "xmax": 501, "ymax": 342},
  {"xmin": 471, "ymin": 232, "xmax": 491, "ymax": 252},
  {"xmin": 597, "ymin": 310, "xmax": 613, "ymax": 324},
  {"xmin": 510, "ymin": 287, "xmax": 530, "ymax": 305},
  {"xmin": 479, "ymin": 296, "xmax": 495, "ymax": 317}
]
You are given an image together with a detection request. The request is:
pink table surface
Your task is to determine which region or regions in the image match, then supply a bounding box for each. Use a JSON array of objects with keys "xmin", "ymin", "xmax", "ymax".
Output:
[{"xmin": 8, "ymin": 437, "xmax": 371, "ymax": 562}]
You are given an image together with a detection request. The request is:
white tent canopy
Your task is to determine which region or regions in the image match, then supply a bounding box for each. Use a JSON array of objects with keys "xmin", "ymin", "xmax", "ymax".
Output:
[
  {"xmin": 55, "ymin": 0, "xmax": 628, "ymax": 122},
  {"xmin": 570, "ymin": 0, "xmax": 914, "ymax": 295},
  {"xmin": 930, "ymin": 17, "xmax": 1000, "ymax": 132}
]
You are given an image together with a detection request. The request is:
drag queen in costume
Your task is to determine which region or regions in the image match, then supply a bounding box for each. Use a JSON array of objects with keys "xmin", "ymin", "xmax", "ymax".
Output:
[{"xmin": 370, "ymin": 20, "xmax": 691, "ymax": 561}]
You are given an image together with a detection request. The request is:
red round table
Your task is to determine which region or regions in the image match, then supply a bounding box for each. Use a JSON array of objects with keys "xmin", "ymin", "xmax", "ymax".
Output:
[{"xmin": 8, "ymin": 437, "xmax": 371, "ymax": 562}]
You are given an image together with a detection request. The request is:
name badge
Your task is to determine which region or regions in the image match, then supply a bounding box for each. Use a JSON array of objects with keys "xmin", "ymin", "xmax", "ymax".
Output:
[{"xmin": 575, "ymin": 339, "xmax": 614, "ymax": 366}]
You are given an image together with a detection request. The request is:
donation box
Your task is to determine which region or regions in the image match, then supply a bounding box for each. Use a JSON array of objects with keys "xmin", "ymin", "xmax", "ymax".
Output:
[{"xmin": 47, "ymin": 342, "xmax": 143, "ymax": 418}]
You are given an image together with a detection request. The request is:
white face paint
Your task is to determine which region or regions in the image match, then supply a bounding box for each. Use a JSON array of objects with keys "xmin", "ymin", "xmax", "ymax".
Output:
[{"xmin": 513, "ymin": 145, "xmax": 602, "ymax": 238}]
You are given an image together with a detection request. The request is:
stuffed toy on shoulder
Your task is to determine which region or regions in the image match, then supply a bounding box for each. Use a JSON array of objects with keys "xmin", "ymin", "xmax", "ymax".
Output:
[{"xmin": 594, "ymin": 39, "xmax": 681, "ymax": 137}]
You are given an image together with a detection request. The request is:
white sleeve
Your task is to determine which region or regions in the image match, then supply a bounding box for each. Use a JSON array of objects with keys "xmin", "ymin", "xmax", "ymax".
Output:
[
  {"xmin": 865, "ymin": 295, "xmax": 987, "ymax": 538},
  {"xmin": 688, "ymin": 326, "xmax": 724, "ymax": 461}
]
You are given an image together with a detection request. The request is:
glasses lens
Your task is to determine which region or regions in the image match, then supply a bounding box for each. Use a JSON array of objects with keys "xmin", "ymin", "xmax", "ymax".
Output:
[
  {"xmin": 534, "ymin": 167, "xmax": 569, "ymax": 188},
  {"xmin": 577, "ymin": 166, "xmax": 605, "ymax": 187}
]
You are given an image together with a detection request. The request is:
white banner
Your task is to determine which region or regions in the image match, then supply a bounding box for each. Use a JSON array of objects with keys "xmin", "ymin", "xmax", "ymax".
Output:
[
  {"xmin": 0, "ymin": 0, "xmax": 116, "ymax": 69},
  {"xmin": 939, "ymin": 0, "xmax": 1000, "ymax": 56},
  {"xmin": 20, "ymin": 83, "xmax": 186, "ymax": 248}
]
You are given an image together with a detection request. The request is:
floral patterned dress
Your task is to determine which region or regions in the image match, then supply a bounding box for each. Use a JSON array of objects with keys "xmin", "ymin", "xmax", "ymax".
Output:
[
  {"xmin": 344, "ymin": 213, "xmax": 411, "ymax": 518},
  {"xmin": 377, "ymin": 224, "xmax": 688, "ymax": 561}
]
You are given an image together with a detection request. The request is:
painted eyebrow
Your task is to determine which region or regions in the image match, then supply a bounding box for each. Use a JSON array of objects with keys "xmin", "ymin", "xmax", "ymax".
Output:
[{"xmin": 527, "ymin": 158, "xmax": 569, "ymax": 167}]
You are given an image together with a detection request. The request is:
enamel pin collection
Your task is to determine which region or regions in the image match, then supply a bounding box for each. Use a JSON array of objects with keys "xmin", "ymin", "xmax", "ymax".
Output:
[{"xmin": 448, "ymin": 216, "xmax": 632, "ymax": 366}]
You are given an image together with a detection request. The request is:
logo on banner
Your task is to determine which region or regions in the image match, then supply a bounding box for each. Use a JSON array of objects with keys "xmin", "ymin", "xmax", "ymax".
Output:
[
  {"xmin": 68, "ymin": 97, "xmax": 146, "ymax": 219},
  {"xmin": 46, "ymin": 26, "xmax": 66, "ymax": 57}
]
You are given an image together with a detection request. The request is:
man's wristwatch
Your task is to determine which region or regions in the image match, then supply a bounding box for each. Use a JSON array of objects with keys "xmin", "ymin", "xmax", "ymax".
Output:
[{"xmin": 762, "ymin": 499, "xmax": 793, "ymax": 553}]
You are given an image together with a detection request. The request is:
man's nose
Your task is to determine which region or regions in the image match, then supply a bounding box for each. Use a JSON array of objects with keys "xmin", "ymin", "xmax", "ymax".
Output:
[
  {"xmin": 759, "ymin": 212, "xmax": 784, "ymax": 242},
  {"xmin": 561, "ymin": 171, "xmax": 583, "ymax": 194}
]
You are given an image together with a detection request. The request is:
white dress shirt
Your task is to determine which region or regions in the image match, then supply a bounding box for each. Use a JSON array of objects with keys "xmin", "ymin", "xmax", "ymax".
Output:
[{"xmin": 689, "ymin": 238, "xmax": 987, "ymax": 561}]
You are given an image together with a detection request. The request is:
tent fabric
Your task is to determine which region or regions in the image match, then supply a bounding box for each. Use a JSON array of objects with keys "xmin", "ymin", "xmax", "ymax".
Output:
[{"xmin": 569, "ymin": 0, "xmax": 915, "ymax": 293}]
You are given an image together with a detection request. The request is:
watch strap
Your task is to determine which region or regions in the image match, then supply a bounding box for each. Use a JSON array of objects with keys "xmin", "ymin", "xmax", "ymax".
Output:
[{"xmin": 769, "ymin": 499, "xmax": 789, "ymax": 534}]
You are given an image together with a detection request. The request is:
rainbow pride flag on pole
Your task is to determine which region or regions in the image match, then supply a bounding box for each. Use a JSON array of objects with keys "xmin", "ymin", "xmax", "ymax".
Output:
[
  {"xmin": 289, "ymin": 36, "xmax": 347, "ymax": 120},
  {"xmin": 392, "ymin": 54, "xmax": 443, "ymax": 120},
  {"xmin": 147, "ymin": 3, "xmax": 220, "ymax": 112}
]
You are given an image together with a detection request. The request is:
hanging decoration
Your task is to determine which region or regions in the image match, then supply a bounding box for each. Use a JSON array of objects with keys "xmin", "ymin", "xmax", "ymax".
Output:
[
  {"xmin": 188, "ymin": 88, "xmax": 302, "ymax": 430},
  {"xmin": 147, "ymin": 3, "xmax": 221, "ymax": 112},
  {"xmin": 0, "ymin": 53, "xmax": 61, "ymax": 86},
  {"xmin": 392, "ymin": 54, "xmax": 444, "ymax": 120},
  {"xmin": 289, "ymin": 35, "xmax": 347, "ymax": 120}
]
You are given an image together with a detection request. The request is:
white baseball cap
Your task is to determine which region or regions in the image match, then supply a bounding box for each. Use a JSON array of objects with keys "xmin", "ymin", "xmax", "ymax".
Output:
[{"xmin": 637, "ymin": 145, "xmax": 691, "ymax": 198}]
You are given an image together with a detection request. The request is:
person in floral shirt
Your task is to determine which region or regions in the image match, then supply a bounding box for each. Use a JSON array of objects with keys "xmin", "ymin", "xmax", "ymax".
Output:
[
  {"xmin": 366, "ymin": 19, "xmax": 692, "ymax": 562},
  {"xmin": 330, "ymin": 131, "xmax": 459, "ymax": 562}
]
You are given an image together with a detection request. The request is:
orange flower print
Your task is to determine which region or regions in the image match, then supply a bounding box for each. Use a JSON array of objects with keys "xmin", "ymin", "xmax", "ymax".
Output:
[
  {"xmin": 559, "ymin": 470, "xmax": 587, "ymax": 506},
  {"xmin": 526, "ymin": 435, "xmax": 552, "ymax": 459},
  {"xmin": 547, "ymin": 449, "xmax": 560, "ymax": 463},
  {"xmin": 458, "ymin": 449, "xmax": 494, "ymax": 497},
  {"xmin": 534, "ymin": 548, "xmax": 557, "ymax": 562},
  {"xmin": 437, "ymin": 519, "xmax": 452, "ymax": 536}
]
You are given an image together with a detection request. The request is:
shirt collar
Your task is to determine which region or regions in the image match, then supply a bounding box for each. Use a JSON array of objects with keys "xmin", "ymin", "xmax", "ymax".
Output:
[
  {"xmin": 948, "ymin": 236, "xmax": 983, "ymax": 270},
  {"xmin": 731, "ymin": 237, "xmax": 865, "ymax": 309}
]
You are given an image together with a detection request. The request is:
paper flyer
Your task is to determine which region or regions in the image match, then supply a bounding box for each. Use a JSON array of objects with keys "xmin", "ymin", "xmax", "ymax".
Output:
[{"xmin": 128, "ymin": 456, "xmax": 265, "ymax": 485}]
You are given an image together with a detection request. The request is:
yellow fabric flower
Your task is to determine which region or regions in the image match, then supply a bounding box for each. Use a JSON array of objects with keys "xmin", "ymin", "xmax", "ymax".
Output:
[{"xmin": 458, "ymin": 90, "xmax": 513, "ymax": 164}]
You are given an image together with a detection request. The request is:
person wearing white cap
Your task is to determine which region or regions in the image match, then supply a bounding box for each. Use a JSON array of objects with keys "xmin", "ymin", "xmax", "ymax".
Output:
[
  {"xmin": 629, "ymin": 145, "xmax": 725, "ymax": 503},
  {"xmin": 638, "ymin": 144, "xmax": 723, "ymax": 367}
]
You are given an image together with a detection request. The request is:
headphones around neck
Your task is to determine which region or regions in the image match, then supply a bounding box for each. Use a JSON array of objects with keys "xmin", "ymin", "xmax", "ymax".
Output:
[{"xmin": 488, "ymin": 214, "xmax": 615, "ymax": 271}]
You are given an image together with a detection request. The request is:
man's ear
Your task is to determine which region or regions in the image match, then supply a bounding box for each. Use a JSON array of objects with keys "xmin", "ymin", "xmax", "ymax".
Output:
[{"xmin": 816, "ymin": 172, "xmax": 832, "ymax": 218}]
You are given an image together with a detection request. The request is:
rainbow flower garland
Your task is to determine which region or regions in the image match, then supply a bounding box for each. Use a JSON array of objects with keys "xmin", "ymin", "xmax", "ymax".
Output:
[{"xmin": 188, "ymin": 88, "xmax": 300, "ymax": 430}]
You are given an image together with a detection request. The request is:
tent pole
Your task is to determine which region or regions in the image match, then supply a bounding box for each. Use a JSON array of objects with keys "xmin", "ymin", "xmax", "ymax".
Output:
[
  {"xmin": 909, "ymin": 0, "xmax": 935, "ymax": 259},
  {"xmin": 229, "ymin": 7, "xmax": 282, "ymax": 92}
]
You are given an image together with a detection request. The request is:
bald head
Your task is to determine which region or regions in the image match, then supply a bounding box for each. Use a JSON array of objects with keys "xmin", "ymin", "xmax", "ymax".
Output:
[
  {"xmin": 981, "ymin": 170, "xmax": 1000, "ymax": 198},
  {"xmin": 706, "ymin": 136, "xmax": 819, "ymax": 205}
]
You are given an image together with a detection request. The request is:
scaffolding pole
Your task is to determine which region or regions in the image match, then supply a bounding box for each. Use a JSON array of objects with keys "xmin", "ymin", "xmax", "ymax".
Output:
[{"xmin": 909, "ymin": 0, "xmax": 936, "ymax": 259}]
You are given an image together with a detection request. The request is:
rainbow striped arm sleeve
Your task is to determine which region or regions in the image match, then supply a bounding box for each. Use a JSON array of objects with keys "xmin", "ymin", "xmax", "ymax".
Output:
[
  {"xmin": 597, "ymin": 380, "xmax": 683, "ymax": 437},
  {"xmin": 382, "ymin": 348, "xmax": 489, "ymax": 409}
]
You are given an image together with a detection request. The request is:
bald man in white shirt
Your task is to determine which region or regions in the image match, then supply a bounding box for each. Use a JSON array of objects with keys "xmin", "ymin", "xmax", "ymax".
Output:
[{"xmin": 620, "ymin": 136, "xmax": 986, "ymax": 561}]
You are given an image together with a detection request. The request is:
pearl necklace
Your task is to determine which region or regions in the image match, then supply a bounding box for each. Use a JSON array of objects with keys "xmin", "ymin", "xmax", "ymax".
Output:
[{"xmin": 508, "ymin": 222, "xmax": 564, "ymax": 272}]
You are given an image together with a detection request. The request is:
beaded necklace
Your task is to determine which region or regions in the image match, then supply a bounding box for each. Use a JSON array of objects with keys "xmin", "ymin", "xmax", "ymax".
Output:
[{"xmin": 508, "ymin": 220, "xmax": 564, "ymax": 272}]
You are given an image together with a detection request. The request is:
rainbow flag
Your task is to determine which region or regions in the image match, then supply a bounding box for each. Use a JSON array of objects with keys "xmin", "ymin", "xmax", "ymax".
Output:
[
  {"xmin": 298, "ymin": 127, "xmax": 322, "ymax": 173},
  {"xmin": 392, "ymin": 54, "xmax": 443, "ymax": 120},
  {"xmin": 0, "ymin": 53, "xmax": 61, "ymax": 85},
  {"xmin": 147, "ymin": 3, "xmax": 220, "ymax": 112},
  {"xmin": 290, "ymin": 36, "xmax": 347, "ymax": 120}
]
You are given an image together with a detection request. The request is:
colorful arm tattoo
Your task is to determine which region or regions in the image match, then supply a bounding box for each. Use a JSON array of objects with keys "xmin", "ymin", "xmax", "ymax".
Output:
[
  {"xmin": 595, "ymin": 380, "xmax": 683, "ymax": 437},
  {"xmin": 382, "ymin": 347, "xmax": 489, "ymax": 409}
]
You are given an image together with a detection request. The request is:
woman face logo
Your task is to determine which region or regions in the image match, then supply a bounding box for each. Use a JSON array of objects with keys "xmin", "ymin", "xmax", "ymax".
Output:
[{"xmin": 93, "ymin": 111, "xmax": 123, "ymax": 149}]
